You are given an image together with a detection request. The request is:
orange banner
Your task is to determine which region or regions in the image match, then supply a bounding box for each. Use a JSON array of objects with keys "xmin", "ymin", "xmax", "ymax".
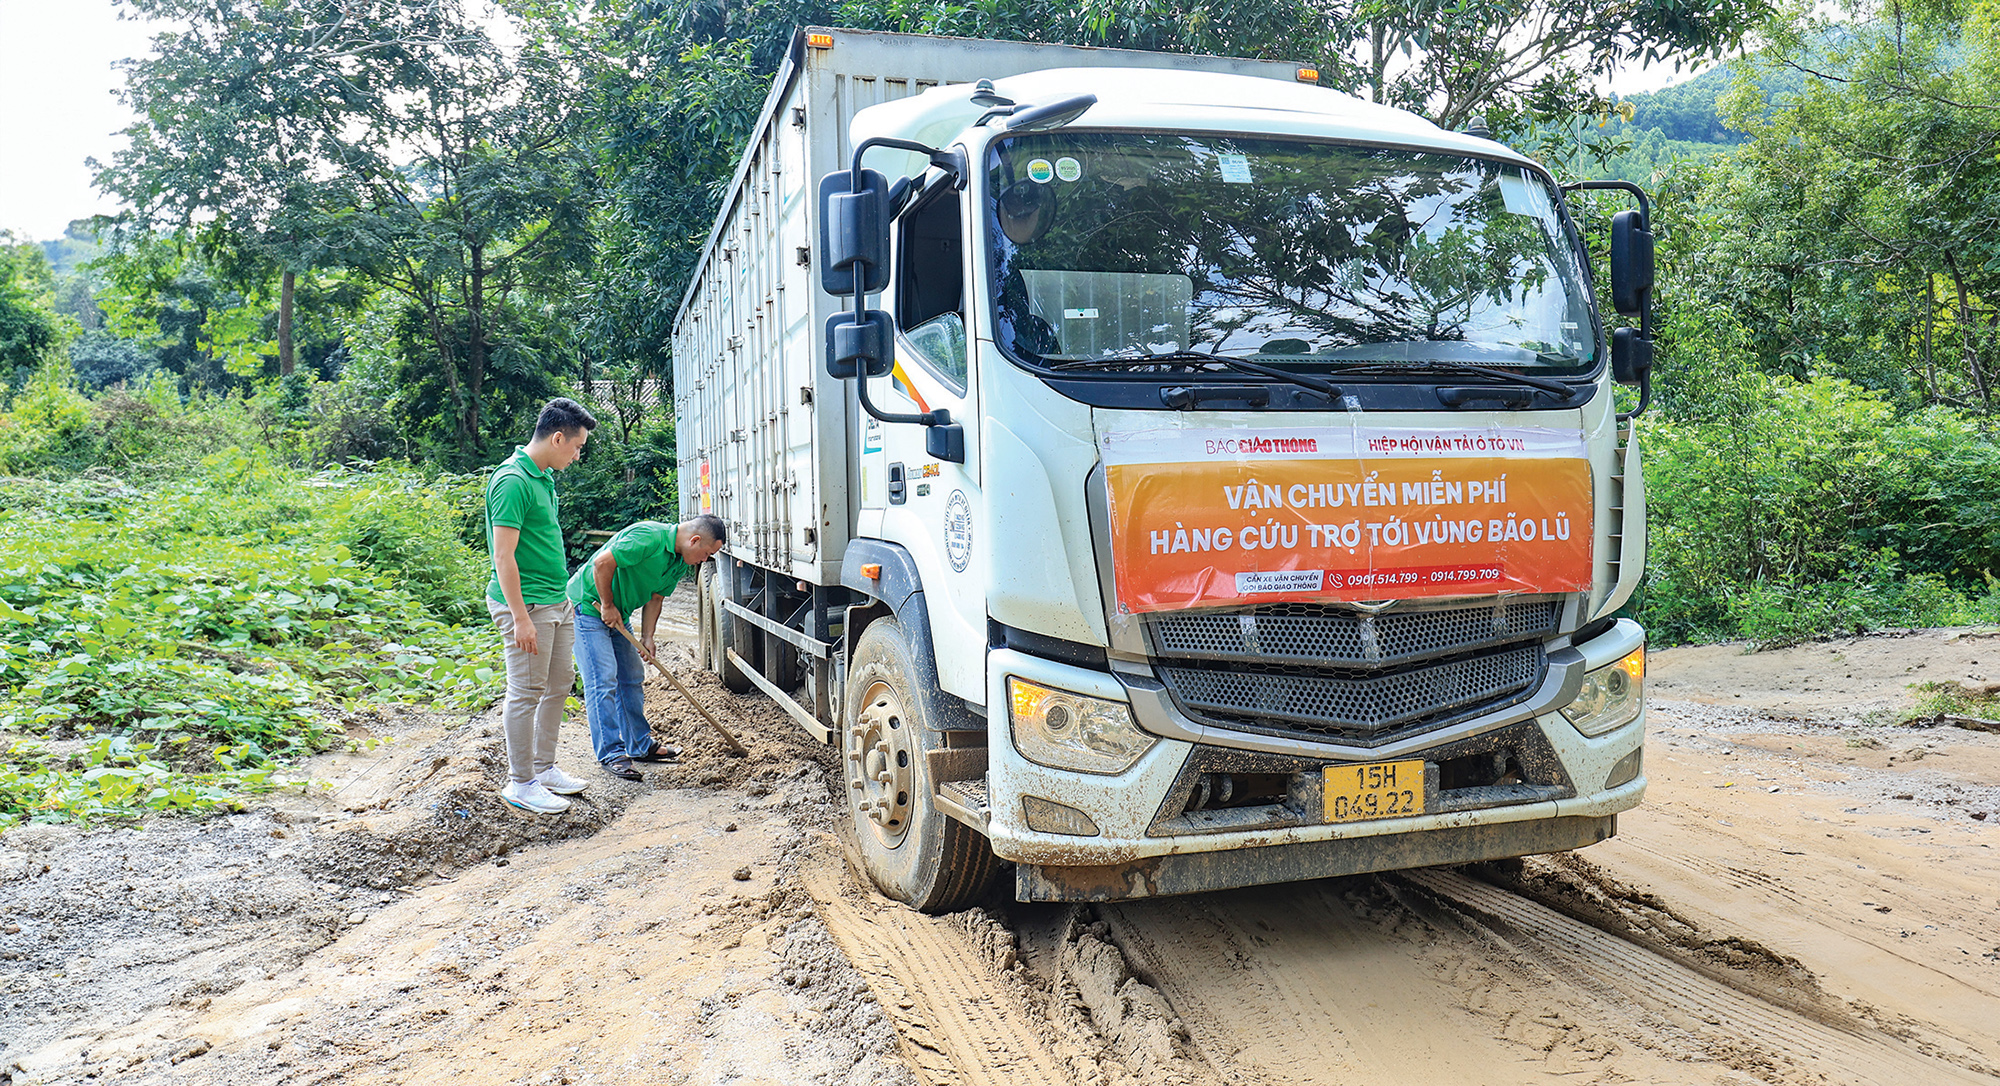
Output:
[{"xmin": 1101, "ymin": 427, "xmax": 1593, "ymax": 613}]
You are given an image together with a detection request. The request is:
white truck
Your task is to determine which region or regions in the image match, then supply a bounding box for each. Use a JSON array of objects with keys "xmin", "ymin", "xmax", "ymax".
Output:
[{"xmin": 676, "ymin": 27, "xmax": 1655, "ymax": 911}]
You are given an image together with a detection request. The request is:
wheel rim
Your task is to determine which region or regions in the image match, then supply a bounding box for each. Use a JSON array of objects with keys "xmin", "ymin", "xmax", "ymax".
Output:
[{"xmin": 848, "ymin": 678, "xmax": 915, "ymax": 849}]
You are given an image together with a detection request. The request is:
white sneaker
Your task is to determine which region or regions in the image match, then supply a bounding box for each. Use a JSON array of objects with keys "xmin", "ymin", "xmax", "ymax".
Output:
[
  {"xmin": 501, "ymin": 780, "xmax": 571, "ymax": 814},
  {"xmin": 535, "ymin": 766, "xmax": 589, "ymax": 795}
]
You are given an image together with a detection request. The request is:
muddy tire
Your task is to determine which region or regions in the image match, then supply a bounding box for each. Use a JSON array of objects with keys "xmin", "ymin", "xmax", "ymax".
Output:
[
  {"xmin": 706, "ymin": 562, "xmax": 756, "ymax": 694},
  {"xmin": 843, "ymin": 616, "xmax": 1002, "ymax": 912}
]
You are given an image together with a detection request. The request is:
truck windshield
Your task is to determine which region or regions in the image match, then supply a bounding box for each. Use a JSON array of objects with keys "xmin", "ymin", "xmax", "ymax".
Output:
[{"xmin": 985, "ymin": 132, "xmax": 1595, "ymax": 375}]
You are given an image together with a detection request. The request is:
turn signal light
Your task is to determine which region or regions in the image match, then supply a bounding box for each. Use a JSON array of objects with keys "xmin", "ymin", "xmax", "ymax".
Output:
[
  {"xmin": 1296, "ymin": 68, "xmax": 1320, "ymax": 83},
  {"xmin": 806, "ymin": 32, "xmax": 835, "ymax": 49},
  {"xmin": 861, "ymin": 563, "xmax": 882, "ymax": 579}
]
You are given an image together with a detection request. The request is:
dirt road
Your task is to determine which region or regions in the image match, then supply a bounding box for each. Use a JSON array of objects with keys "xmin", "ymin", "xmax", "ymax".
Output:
[{"xmin": 5, "ymin": 610, "xmax": 1999, "ymax": 1086}]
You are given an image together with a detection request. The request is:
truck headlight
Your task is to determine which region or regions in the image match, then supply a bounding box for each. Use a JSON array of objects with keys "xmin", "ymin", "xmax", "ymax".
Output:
[
  {"xmin": 1561, "ymin": 646, "xmax": 1645, "ymax": 737},
  {"xmin": 1008, "ymin": 677, "xmax": 1155, "ymax": 774}
]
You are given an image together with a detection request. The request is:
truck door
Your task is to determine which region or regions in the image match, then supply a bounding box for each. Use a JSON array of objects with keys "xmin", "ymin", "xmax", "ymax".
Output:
[{"xmin": 863, "ymin": 178, "xmax": 987, "ymax": 701}]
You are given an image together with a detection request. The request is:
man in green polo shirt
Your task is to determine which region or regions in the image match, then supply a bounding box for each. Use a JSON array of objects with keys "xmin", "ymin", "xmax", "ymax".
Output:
[
  {"xmin": 568, "ymin": 515, "xmax": 727, "ymax": 780},
  {"xmin": 486, "ymin": 398, "xmax": 597, "ymax": 814}
]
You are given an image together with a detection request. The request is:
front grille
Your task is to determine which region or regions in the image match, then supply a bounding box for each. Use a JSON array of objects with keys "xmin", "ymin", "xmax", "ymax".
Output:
[
  {"xmin": 1149, "ymin": 599, "xmax": 1559, "ymax": 668},
  {"xmin": 1158, "ymin": 643, "xmax": 1545, "ymax": 746}
]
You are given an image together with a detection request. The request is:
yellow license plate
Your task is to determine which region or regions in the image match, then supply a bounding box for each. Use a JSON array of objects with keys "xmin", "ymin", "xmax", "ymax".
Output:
[{"xmin": 1324, "ymin": 759, "xmax": 1426, "ymax": 823}]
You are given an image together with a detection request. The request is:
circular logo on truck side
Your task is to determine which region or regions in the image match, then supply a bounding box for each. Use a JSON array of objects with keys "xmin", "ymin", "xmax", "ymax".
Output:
[{"xmin": 945, "ymin": 490, "xmax": 973, "ymax": 573}]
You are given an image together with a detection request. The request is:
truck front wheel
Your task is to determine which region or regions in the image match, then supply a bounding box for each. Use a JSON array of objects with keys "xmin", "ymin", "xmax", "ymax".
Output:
[{"xmin": 843, "ymin": 617, "xmax": 1002, "ymax": 912}]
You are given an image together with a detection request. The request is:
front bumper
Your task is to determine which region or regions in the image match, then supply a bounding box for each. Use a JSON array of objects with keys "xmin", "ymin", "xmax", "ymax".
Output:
[{"xmin": 978, "ymin": 619, "xmax": 1647, "ymax": 889}]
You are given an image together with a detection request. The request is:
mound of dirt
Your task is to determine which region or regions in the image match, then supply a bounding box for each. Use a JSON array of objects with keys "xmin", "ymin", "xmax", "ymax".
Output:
[{"xmin": 306, "ymin": 642, "xmax": 821, "ymax": 893}]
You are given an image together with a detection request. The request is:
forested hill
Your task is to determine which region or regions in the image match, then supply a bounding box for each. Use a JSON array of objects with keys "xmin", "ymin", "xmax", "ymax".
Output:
[
  {"xmin": 1623, "ymin": 63, "xmax": 1745, "ymax": 144},
  {"xmin": 1587, "ymin": 55, "xmax": 1815, "ymax": 183}
]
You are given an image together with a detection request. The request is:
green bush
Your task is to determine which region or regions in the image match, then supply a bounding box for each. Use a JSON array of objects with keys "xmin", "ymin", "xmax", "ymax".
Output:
[
  {"xmin": 313, "ymin": 465, "xmax": 489, "ymax": 622},
  {"xmin": 0, "ymin": 736, "xmax": 274, "ymax": 828},
  {"xmin": 0, "ymin": 454, "xmax": 503, "ymax": 828},
  {"xmin": 1719, "ymin": 552, "xmax": 1971, "ymax": 649},
  {"xmin": 0, "ymin": 360, "xmax": 99, "ymax": 473},
  {"xmin": 1639, "ymin": 367, "xmax": 2000, "ymax": 647}
]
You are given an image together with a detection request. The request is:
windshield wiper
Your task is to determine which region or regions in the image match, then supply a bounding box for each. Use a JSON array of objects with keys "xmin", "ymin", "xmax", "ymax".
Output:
[
  {"xmin": 1330, "ymin": 359, "xmax": 1577, "ymax": 397},
  {"xmin": 1050, "ymin": 349, "xmax": 1342, "ymax": 398}
]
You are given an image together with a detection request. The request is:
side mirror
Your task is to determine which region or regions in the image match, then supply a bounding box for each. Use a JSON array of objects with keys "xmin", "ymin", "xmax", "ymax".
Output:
[
  {"xmin": 818, "ymin": 168, "xmax": 890, "ymax": 297},
  {"xmin": 1609, "ymin": 209, "xmax": 1654, "ymax": 317},
  {"xmin": 825, "ymin": 310, "xmax": 894, "ymax": 380},
  {"xmin": 926, "ymin": 415, "xmax": 964, "ymax": 463},
  {"xmin": 1611, "ymin": 326, "xmax": 1653, "ymax": 387}
]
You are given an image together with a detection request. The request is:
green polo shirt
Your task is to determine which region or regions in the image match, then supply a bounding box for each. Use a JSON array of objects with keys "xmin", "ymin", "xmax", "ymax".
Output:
[
  {"xmin": 485, "ymin": 447, "xmax": 569, "ymax": 606},
  {"xmin": 566, "ymin": 520, "xmax": 695, "ymax": 620}
]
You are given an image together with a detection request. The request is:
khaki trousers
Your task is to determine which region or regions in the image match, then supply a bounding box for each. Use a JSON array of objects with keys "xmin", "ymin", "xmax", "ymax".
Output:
[{"xmin": 488, "ymin": 599, "xmax": 576, "ymax": 784}]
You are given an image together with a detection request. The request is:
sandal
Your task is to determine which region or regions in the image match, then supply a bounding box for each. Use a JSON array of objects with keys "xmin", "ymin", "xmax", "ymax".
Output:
[{"xmin": 601, "ymin": 756, "xmax": 643, "ymax": 781}]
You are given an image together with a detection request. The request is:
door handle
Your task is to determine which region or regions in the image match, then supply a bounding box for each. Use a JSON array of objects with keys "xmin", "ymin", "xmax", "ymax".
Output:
[{"xmin": 887, "ymin": 462, "xmax": 907, "ymax": 505}]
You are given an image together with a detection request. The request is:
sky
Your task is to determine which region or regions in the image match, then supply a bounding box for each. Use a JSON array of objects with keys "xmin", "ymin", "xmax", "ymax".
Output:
[
  {"xmin": 0, "ymin": 2, "xmax": 1710, "ymax": 245},
  {"xmin": 0, "ymin": 1, "xmax": 161, "ymax": 241}
]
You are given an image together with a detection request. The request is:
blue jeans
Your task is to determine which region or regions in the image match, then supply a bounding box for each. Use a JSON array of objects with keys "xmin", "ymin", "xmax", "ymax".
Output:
[{"xmin": 572, "ymin": 611, "xmax": 652, "ymax": 764}]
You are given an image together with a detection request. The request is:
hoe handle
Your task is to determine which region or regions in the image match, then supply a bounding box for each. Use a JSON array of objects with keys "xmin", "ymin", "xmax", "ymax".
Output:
[{"xmin": 612, "ymin": 622, "xmax": 749, "ymax": 756}]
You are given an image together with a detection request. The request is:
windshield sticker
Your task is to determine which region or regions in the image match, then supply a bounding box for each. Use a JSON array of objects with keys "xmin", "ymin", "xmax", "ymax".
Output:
[
  {"xmin": 1498, "ymin": 170, "xmax": 1554, "ymax": 219},
  {"xmin": 1099, "ymin": 426, "xmax": 1592, "ymax": 613},
  {"xmin": 1055, "ymin": 157, "xmax": 1082, "ymax": 182},
  {"xmin": 1027, "ymin": 158, "xmax": 1055, "ymax": 184},
  {"xmin": 1062, "ymin": 307, "xmax": 1100, "ymax": 320},
  {"xmin": 1217, "ymin": 153, "xmax": 1253, "ymax": 184}
]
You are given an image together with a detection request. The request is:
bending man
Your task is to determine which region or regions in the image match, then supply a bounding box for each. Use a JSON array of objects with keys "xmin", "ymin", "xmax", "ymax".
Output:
[{"xmin": 569, "ymin": 516, "xmax": 728, "ymax": 781}]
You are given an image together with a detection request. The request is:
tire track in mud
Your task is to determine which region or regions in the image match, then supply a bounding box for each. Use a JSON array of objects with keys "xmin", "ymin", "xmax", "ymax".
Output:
[
  {"xmin": 1397, "ymin": 868, "xmax": 2000, "ymax": 1084},
  {"xmin": 800, "ymin": 848, "xmax": 1076, "ymax": 1086},
  {"xmin": 1099, "ymin": 869, "xmax": 1998, "ymax": 1085},
  {"xmin": 799, "ymin": 845, "xmax": 1228, "ymax": 1086},
  {"xmin": 1609, "ymin": 830, "xmax": 1996, "ymax": 994},
  {"xmin": 1103, "ymin": 880, "xmax": 1551, "ymax": 1083}
]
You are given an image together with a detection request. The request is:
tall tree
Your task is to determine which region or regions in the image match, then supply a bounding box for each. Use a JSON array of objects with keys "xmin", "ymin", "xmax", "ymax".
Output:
[
  {"xmin": 95, "ymin": 0, "xmax": 403, "ymax": 374},
  {"xmin": 338, "ymin": 9, "xmax": 596, "ymax": 456},
  {"xmin": 1318, "ymin": 0, "xmax": 1773, "ymax": 130},
  {"xmin": 1661, "ymin": 0, "xmax": 2000, "ymax": 410},
  {"xmin": 100, "ymin": 0, "xmax": 595, "ymax": 455}
]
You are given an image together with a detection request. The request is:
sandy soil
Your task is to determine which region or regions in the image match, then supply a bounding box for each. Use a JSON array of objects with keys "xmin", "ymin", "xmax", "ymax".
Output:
[{"xmin": 5, "ymin": 610, "xmax": 1999, "ymax": 1086}]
